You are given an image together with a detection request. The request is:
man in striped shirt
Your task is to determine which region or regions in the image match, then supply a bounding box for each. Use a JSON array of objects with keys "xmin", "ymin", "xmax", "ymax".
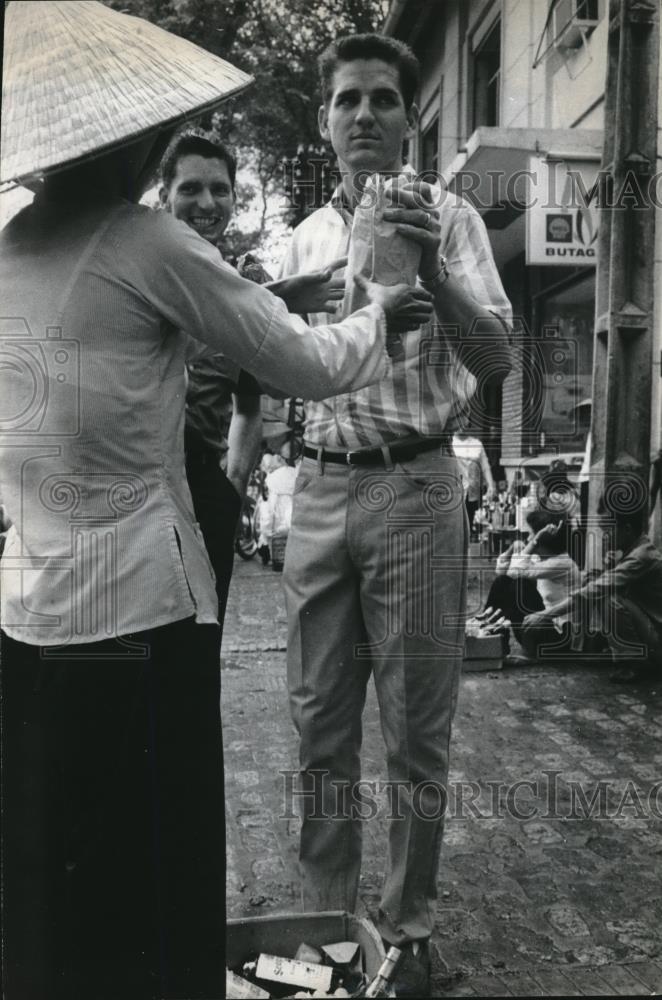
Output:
[{"xmin": 281, "ymin": 33, "xmax": 512, "ymax": 997}]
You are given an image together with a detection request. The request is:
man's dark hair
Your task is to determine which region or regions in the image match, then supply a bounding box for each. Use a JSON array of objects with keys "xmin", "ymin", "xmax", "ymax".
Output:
[
  {"xmin": 318, "ymin": 34, "xmax": 420, "ymax": 110},
  {"xmin": 160, "ymin": 132, "xmax": 237, "ymax": 192},
  {"xmin": 526, "ymin": 509, "xmax": 571, "ymax": 555},
  {"xmin": 597, "ymin": 472, "xmax": 649, "ymax": 535}
]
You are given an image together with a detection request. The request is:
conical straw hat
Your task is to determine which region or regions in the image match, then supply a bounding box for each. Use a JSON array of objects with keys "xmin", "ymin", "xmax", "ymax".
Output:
[{"xmin": 1, "ymin": 0, "xmax": 254, "ymax": 187}]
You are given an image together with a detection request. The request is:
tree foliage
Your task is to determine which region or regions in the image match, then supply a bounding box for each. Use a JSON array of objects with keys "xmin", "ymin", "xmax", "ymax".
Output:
[{"xmin": 104, "ymin": 0, "xmax": 389, "ymax": 242}]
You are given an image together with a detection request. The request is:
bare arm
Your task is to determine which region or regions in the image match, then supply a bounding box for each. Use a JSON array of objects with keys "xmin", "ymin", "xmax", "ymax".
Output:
[
  {"xmin": 480, "ymin": 445, "xmax": 496, "ymax": 499},
  {"xmin": 226, "ymin": 393, "xmax": 263, "ymax": 498}
]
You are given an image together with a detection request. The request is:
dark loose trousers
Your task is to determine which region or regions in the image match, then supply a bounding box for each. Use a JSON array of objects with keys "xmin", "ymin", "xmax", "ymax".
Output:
[
  {"xmin": 1, "ymin": 617, "xmax": 224, "ymax": 1000},
  {"xmin": 482, "ymin": 574, "xmax": 544, "ymax": 644},
  {"xmin": 186, "ymin": 449, "xmax": 243, "ymax": 626}
]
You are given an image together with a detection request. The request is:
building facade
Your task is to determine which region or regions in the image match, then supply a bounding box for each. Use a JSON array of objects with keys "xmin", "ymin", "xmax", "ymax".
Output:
[{"xmin": 384, "ymin": 0, "xmax": 661, "ymax": 544}]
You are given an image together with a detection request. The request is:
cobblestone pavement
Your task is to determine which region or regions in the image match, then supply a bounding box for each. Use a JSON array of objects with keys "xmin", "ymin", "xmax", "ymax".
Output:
[{"xmin": 222, "ymin": 557, "xmax": 662, "ymax": 997}]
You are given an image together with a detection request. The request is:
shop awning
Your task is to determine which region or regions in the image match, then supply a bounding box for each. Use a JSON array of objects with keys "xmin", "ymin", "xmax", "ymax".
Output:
[{"xmin": 442, "ymin": 126, "xmax": 604, "ymax": 265}]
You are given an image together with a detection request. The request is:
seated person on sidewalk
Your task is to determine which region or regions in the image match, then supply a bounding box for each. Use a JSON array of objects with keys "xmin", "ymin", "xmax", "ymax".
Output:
[
  {"xmin": 523, "ymin": 476, "xmax": 662, "ymax": 682},
  {"xmin": 475, "ymin": 510, "xmax": 581, "ymax": 661}
]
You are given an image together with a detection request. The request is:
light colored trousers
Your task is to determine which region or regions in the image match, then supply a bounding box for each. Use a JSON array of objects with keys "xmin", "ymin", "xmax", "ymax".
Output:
[{"xmin": 283, "ymin": 447, "xmax": 468, "ymax": 945}]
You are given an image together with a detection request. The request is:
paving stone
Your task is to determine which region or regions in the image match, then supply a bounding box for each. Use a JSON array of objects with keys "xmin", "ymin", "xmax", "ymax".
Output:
[
  {"xmin": 521, "ymin": 821, "xmax": 564, "ymax": 844},
  {"xmin": 500, "ymin": 971, "xmax": 546, "ymax": 995},
  {"xmin": 439, "ymin": 979, "xmax": 479, "ymax": 996},
  {"xmin": 236, "ymin": 808, "xmax": 272, "ymax": 828},
  {"xmin": 546, "ymin": 902, "xmax": 591, "ymax": 938},
  {"xmin": 251, "ymin": 855, "xmax": 284, "ymax": 878},
  {"xmin": 575, "ymin": 708, "xmax": 608, "ymax": 721},
  {"xmin": 626, "ymin": 960, "xmax": 662, "ymax": 992},
  {"xmin": 233, "ymin": 770, "xmax": 261, "ymax": 787},
  {"xmin": 566, "ymin": 965, "xmax": 620, "ymax": 995},
  {"xmin": 532, "ymin": 967, "xmax": 584, "ymax": 995},
  {"xmin": 633, "ymin": 763, "xmax": 660, "ymax": 783},
  {"xmin": 466, "ymin": 974, "xmax": 513, "ymax": 996},
  {"xmin": 597, "ymin": 963, "xmax": 654, "ymax": 995},
  {"xmin": 605, "ymin": 917, "xmax": 661, "ymax": 957},
  {"xmin": 594, "ymin": 718, "xmax": 628, "ymax": 733}
]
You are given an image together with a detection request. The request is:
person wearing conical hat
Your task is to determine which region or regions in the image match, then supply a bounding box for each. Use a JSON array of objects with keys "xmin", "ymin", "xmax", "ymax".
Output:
[{"xmin": 0, "ymin": 3, "xmax": 434, "ymax": 998}]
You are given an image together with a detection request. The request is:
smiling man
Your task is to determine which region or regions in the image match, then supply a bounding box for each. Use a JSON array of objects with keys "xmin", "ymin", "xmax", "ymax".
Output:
[
  {"xmin": 160, "ymin": 134, "xmax": 263, "ymax": 627},
  {"xmin": 161, "ymin": 134, "xmax": 235, "ymax": 242},
  {"xmin": 280, "ymin": 33, "xmax": 512, "ymax": 997}
]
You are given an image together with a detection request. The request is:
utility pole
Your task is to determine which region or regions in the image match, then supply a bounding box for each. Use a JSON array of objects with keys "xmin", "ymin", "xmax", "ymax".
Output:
[{"xmin": 588, "ymin": 0, "xmax": 660, "ymax": 546}]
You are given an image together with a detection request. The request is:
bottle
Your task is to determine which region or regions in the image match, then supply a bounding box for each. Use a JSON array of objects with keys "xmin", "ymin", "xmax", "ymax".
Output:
[{"xmin": 363, "ymin": 946, "xmax": 402, "ymax": 997}]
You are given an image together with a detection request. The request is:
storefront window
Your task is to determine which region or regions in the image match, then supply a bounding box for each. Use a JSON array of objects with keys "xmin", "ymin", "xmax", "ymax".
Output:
[
  {"xmin": 537, "ymin": 271, "xmax": 595, "ymax": 453},
  {"xmin": 472, "ymin": 19, "xmax": 501, "ymax": 130}
]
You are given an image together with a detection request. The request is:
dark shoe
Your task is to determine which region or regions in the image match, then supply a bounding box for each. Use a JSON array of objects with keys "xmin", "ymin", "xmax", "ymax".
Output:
[{"xmin": 390, "ymin": 939, "xmax": 431, "ymax": 998}]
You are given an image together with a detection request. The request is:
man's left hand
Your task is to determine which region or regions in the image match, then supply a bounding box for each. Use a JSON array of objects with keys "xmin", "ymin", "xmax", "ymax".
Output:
[
  {"xmin": 533, "ymin": 521, "xmax": 563, "ymax": 545},
  {"xmin": 382, "ymin": 181, "xmax": 443, "ymax": 281},
  {"xmin": 267, "ymin": 256, "xmax": 347, "ymax": 315}
]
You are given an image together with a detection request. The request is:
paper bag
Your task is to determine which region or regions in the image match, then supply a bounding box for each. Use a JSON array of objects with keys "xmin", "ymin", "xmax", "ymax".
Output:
[{"xmin": 344, "ymin": 174, "xmax": 422, "ymax": 315}]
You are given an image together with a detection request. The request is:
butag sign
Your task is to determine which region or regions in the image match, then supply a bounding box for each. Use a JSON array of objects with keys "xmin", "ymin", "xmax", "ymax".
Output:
[{"xmin": 526, "ymin": 155, "xmax": 600, "ymax": 266}]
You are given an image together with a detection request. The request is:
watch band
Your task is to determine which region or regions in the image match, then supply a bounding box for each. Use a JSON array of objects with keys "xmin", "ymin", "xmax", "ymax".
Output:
[{"xmin": 420, "ymin": 255, "xmax": 450, "ymax": 291}]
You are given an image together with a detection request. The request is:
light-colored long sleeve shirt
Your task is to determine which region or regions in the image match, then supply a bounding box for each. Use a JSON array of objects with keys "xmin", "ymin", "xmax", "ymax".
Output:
[
  {"xmin": 0, "ymin": 194, "xmax": 390, "ymax": 645},
  {"xmin": 279, "ymin": 182, "xmax": 512, "ymax": 449},
  {"xmin": 508, "ymin": 551, "xmax": 582, "ymax": 621}
]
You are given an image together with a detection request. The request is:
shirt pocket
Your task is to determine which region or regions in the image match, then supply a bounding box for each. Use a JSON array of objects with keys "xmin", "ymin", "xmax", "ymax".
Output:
[{"xmin": 293, "ymin": 468, "xmax": 316, "ymax": 496}]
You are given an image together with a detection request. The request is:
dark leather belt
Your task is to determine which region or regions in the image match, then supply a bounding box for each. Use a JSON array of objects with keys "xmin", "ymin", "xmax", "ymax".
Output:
[{"xmin": 302, "ymin": 436, "xmax": 452, "ymax": 467}]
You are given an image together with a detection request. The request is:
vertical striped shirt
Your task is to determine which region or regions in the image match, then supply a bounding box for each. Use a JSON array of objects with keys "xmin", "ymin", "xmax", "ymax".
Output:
[{"xmin": 280, "ymin": 180, "xmax": 512, "ymax": 449}]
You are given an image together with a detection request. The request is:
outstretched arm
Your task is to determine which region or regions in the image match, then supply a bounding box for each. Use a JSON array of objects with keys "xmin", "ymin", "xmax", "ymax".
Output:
[{"xmin": 132, "ymin": 214, "xmax": 433, "ymax": 401}]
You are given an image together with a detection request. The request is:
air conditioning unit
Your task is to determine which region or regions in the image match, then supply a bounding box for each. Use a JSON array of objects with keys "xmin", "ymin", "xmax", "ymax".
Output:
[{"xmin": 554, "ymin": 0, "xmax": 600, "ymax": 50}]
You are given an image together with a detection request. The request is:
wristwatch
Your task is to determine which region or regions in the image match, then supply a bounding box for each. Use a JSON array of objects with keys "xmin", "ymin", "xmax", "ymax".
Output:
[{"xmin": 420, "ymin": 254, "xmax": 450, "ymax": 291}]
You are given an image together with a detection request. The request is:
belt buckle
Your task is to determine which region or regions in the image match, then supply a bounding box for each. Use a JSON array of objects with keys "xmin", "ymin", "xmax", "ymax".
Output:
[{"xmin": 346, "ymin": 450, "xmax": 357, "ymax": 465}]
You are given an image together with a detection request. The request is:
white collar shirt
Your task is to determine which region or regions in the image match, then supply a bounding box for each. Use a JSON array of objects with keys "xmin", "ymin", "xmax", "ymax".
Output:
[{"xmin": 279, "ymin": 175, "xmax": 512, "ymax": 449}]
